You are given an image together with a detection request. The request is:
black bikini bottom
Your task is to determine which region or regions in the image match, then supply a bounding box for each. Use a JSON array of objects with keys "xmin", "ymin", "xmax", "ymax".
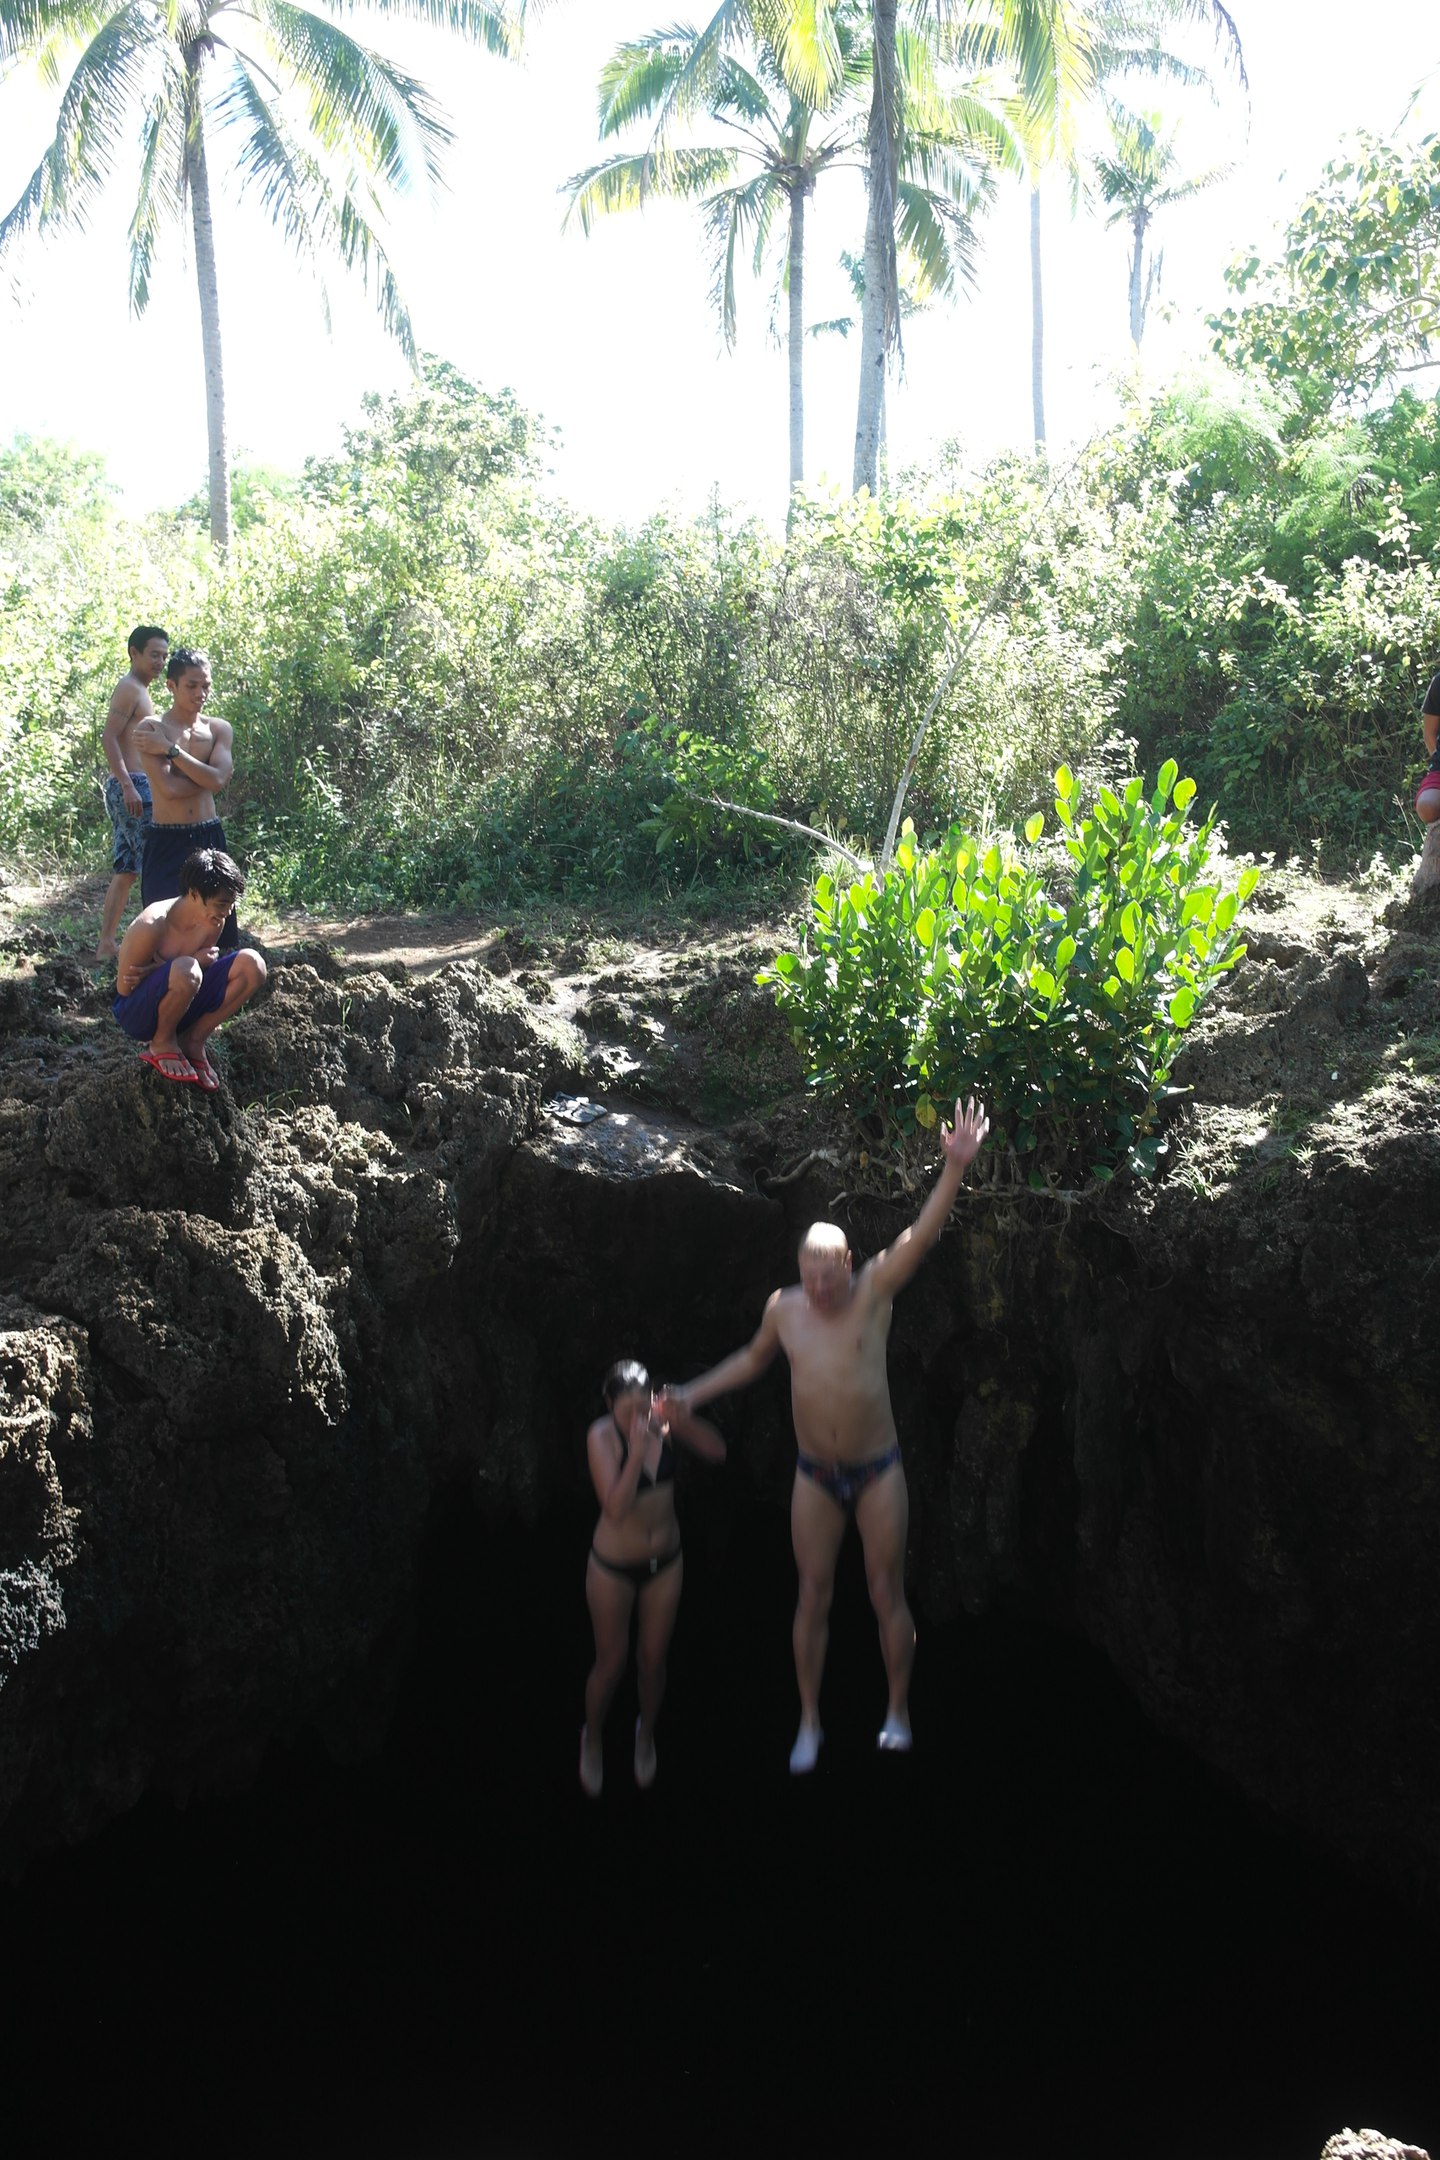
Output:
[{"xmin": 589, "ymin": 1543, "xmax": 682, "ymax": 1587}]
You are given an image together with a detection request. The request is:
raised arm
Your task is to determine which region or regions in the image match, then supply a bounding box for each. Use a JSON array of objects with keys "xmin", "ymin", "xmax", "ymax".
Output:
[
  {"xmin": 669, "ymin": 1292, "xmax": 784, "ymax": 1413},
  {"xmin": 665, "ymin": 1397, "xmax": 727, "ymax": 1465},
  {"xmin": 866, "ymin": 1097, "xmax": 990, "ymax": 1302}
]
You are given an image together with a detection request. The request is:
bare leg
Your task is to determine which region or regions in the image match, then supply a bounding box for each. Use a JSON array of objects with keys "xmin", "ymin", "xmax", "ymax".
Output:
[
  {"xmin": 144, "ymin": 959, "xmax": 206, "ymax": 1071},
  {"xmin": 96, "ymin": 871, "xmax": 136, "ymax": 960},
  {"xmin": 1414, "ymin": 818, "xmax": 1440, "ymax": 896},
  {"xmin": 177, "ymin": 951, "xmax": 268, "ymax": 1077},
  {"xmin": 790, "ymin": 1471, "xmax": 847, "ymax": 1771},
  {"xmin": 582, "ymin": 1556, "xmax": 635, "ymax": 1796},
  {"xmin": 633, "ymin": 1555, "xmax": 683, "ymax": 1787},
  {"xmin": 855, "ymin": 1460, "xmax": 914, "ymax": 1745}
]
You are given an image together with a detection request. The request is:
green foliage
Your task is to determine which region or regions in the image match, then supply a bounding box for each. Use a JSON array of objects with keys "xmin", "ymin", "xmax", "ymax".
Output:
[
  {"xmin": 5, "ymin": 330, "xmax": 1440, "ymax": 907},
  {"xmin": 1211, "ymin": 132, "xmax": 1440, "ymax": 421},
  {"xmin": 760, "ymin": 765, "xmax": 1256, "ymax": 1183}
]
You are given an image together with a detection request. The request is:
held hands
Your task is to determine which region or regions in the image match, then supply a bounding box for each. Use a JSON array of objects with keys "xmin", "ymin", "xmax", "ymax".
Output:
[{"xmin": 942, "ymin": 1096, "xmax": 990, "ymax": 1173}]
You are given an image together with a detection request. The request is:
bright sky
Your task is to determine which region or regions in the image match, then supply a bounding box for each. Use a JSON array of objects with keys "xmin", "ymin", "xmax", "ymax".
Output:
[{"xmin": 1, "ymin": 2, "xmax": 1436, "ymax": 526}]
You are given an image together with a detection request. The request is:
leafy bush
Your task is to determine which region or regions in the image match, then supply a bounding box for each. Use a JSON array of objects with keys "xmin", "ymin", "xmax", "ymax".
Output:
[{"xmin": 759, "ymin": 764, "xmax": 1257, "ymax": 1185}]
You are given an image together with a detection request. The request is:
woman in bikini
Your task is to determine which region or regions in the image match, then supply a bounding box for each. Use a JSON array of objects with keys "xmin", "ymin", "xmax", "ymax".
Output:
[{"xmin": 580, "ymin": 1359, "xmax": 725, "ymax": 1798}]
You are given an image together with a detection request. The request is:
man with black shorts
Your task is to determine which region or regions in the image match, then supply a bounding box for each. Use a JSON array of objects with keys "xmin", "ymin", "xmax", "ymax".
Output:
[
  {"xmin": 667, "ymin": 1097, "xmax": 990, "ymax": 1773},
  {"xmin": 133, "ymin": 647, "xmax": 240, "ymax": 950},
  {"xmin": 112, "ymin": 847, "xmax": 266, "ymax": 1087}
]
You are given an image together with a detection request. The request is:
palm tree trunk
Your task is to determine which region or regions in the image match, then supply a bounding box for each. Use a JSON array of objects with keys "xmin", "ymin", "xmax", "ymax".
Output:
[
  {"xmin": 1128, "ymin": 209, "xmax": 1148, "ymax": 349},
  {"xmin": 185, "ymin": 53, "xmax": 231, "ymax": 554},
  {"xmin": 1030, "ymin": 183, "xmax": 1046, "ymax": 448},
  {"xmin": 853, "ymin": 0, "xmax": 899, "ymax": 497},
  {"xmin": 787, "ymin": 181, "xmax": 805, "ymax": 502}
]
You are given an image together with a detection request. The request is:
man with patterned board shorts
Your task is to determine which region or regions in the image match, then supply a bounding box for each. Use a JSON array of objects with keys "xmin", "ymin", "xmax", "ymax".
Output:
[
  {"xmin": 95, "ymin": 625, "xmax": 168, "ymax": 959},
  {"xmin": 1414, "ymin": 670, "xmax": 1440, "ymax": 896}
]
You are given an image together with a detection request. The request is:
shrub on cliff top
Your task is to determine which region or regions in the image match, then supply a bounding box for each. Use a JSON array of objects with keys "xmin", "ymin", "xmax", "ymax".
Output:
[{"xmin": 760, "ymin": 764, "xmax": 1257, "ymax": 1186}]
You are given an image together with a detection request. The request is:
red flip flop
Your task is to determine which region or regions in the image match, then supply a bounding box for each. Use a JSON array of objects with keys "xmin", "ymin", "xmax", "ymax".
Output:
[
  {"xmin": 139, "ymin": 1049, "xmax": 200, "ymax": 1084},
  {"xmin": 189, "ymin": 1050, "xmax": 220, "ymax": 1093}
]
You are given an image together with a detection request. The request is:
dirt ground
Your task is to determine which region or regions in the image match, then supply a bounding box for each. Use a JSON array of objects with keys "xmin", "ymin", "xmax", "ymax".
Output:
[{"xmin": 1, "ymin": 865, "xmax": 508, "ymax": 978}]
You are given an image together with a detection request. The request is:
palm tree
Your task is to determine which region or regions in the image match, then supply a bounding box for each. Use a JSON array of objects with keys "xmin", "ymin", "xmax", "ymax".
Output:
[
  {"xmin": 1091, "ymin": 102, "xmax": 1228, "ymax": 346},
  {"xmin": 0, "ymin": 0, "xmax": 533, "ymax": 551},
  {"xmin": 565, "ymin": 1, "xmax": 1000, "ymax": 501},
  {"xmin": 849, "ymin": 1, "xmax": 1086, "ymax": 493},
  {"xmin": 1026, "ymin": 0, "xmax": 1246, "ymax": 445}
]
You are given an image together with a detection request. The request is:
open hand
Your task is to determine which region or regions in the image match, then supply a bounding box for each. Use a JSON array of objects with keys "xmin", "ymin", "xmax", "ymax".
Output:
[
  {"xmin": 942, "ymin": 1096, "xmax": 990, "ymax": 1171},
  {"xmin": 133, "ymin": 718, "xmax": 166, "ymax": 750}
]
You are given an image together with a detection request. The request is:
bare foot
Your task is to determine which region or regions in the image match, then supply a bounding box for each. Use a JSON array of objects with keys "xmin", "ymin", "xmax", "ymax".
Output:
[
  {"xmin": 181, "ymin": 1042, "xmax": 220, "ymax": 1092},
  {"xmin": 579, "ymin": 1725, "xmax": 603, "ymax": 1799},
  {"xmin": 789, "ymin": 1720, "xmax": 823, "ymax": 1775},
  {"xmin": 633, "ymin": 1718, "xmax": 657, "ymax": 1790}
]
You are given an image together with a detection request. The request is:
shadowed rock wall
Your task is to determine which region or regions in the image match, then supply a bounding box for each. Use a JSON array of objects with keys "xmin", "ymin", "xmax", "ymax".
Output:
[{"xmin": 2, "ymin": 904, "xmax": 1438, "ymax": 1894}]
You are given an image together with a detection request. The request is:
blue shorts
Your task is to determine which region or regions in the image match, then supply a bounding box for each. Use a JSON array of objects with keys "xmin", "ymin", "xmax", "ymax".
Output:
[
  {"xmin": 141, "ymin": 818, "xmax": 239, "ymax": 951},
  {"xmin": 112, "ymin": 950, "xmax": 242, "ymax": 1044},
  {"xmin": 104, "ymin": 772, "xmax": 152, "ymax": 875}
]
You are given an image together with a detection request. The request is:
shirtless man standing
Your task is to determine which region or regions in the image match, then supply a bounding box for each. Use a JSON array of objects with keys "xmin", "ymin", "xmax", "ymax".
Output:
[
  {"xmin": 132, "ymin": 646, "xmax": 240, "ymax": 951},
  {"xmin": 95, "ymin": 625, "xmax": 169, "ymax": 959},
  {"xmin": 668, "ymin": 1097, "xmax": 990, "ymax": 1773}
]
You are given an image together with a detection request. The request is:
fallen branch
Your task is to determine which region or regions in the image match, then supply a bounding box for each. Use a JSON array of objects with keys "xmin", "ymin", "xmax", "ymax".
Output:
[
  {"xmin": 761, "ymin": 1146, "xmax": 843, "ymax": 1190},
  {"xmin": 679, "ymin": 793, "xmax": 870, "ymax": 875}
]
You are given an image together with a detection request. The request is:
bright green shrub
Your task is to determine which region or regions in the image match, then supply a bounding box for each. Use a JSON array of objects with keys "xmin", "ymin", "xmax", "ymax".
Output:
[{"xmin": 760, "ymin": 763, "xmax": 1257, "ymax": 1185}]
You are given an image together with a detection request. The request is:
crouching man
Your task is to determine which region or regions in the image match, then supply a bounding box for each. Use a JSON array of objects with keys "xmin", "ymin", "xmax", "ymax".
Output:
[{"xmin": 112, "ymin": 847, "xmax": 266, "ymax": 1089}]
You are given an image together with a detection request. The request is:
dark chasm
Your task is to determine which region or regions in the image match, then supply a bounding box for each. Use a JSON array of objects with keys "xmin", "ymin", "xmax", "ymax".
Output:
[{"xmin": 3, "ymin": 1468, "xmax": 1438, "ymax": 2158}]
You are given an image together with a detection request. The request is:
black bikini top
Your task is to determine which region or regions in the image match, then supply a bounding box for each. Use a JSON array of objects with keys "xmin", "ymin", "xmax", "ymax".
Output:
[{"xmin": 620, "ymin": 1433, "xmax": 675, "ymax": 1491}]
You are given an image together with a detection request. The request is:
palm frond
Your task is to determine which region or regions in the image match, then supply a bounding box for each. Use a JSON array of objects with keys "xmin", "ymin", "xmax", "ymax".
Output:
[
  {"xmin": 703, "ymin": 165, "xmax": 773, "ymax": 345},
  {"xmin": 0, "ymin": 0, "xmax": 117, "ymax": 68},
  {"xmin": 595, "ymin": 32, "xmax": 693, "ymax": 138},
  {"xmin": 334, "ymin": 181, "xmax": 416, "ymax": 360},
  {"xmin": 946, "ymin": 0, "xmax": 1095, "ymax": 162},
  {"xmin": 210, "ymin": 48, "xmax": 329, "ymax": 265},
  {"xmin": 562, "ymin": 145, "xmax": 737, "ymax": 235},
  {"xmin": 895, "ymin": 172, "xmax": 989, "ymax": 299},
  {"xmin": 315, "ymin": 0, "xmax": 524, "ymax": 60},
  {"xmin": 1105, "ymin": 0, "xmax": 1246, "ymax": 90},
  {"xmin": 0, "ymin": 1, "xmax": 158, "ymax": 262},
  {"xmin": 245, "ymin": 0, "xmax": 452, "ymax": 192},
  {"xmin": 127, "ymin": 51, "xmax": 186, "ymax": 312},
  {"xmin": 633, "ymin": 3, "xmax": 751, "ymax": 149},
  {"xmin": 751, "ymin": 0, "xmax": 846, "ymax": 111}
]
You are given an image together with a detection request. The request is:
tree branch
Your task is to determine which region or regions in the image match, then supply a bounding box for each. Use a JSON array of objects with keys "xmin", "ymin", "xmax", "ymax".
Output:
[{"xmin": 678, "ymin": 790, "xmax": 870, "ymax": 872}]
